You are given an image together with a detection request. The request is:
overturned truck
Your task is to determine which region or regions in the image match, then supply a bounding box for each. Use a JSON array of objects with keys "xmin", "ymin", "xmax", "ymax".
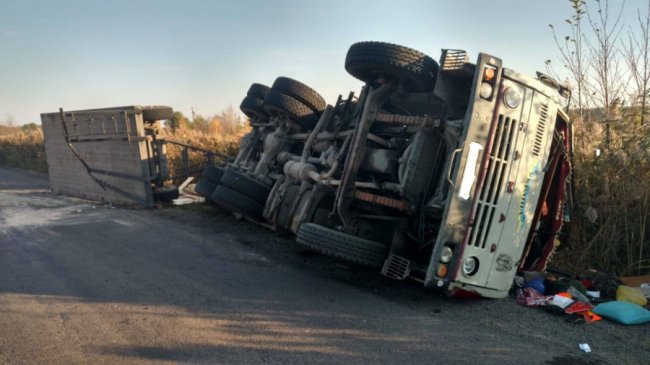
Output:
[{"xmin": 201, "ymin": 41, "xmax": 573, "ymax": 299}]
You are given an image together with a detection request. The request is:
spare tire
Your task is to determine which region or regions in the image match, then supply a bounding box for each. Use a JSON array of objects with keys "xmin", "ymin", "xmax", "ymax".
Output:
[
  {"xmin": 247, "ymin": 83, "xmax": 272, "ymax": 100},
  {"xmin": 141, "ymin": 106, "xmax": 174, "ymax": 122},
  {"xmin": 272, "ymin": 77, "xmax": 326, "ymax": 113},
  {"xmin": 240, "ymin": 96, "xmax": 268, "ymax": 120},
  {"xmin": 345, "ymin": 41, "xmax": 438, "ymax": 93},
  {"xmin": 263, "ymin": 90, "xmax": 319, "ymax": 129}
]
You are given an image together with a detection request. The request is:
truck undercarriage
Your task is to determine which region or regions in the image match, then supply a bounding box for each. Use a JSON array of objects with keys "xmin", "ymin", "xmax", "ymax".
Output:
[{"xmin": 195, "ymin": 41, "xmax": 573, "ymax": 298}]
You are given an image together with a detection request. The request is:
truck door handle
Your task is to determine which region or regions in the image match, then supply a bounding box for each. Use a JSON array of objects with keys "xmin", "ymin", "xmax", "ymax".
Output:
[{"xmin": 447, "ymin": 147, "xmax": 463, "ymax": 187}]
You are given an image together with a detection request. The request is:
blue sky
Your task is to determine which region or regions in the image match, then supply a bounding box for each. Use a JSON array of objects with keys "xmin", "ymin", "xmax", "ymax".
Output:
[{"xmin": 0, "ymin": 0, "xmax": 638, "ymax": 124}]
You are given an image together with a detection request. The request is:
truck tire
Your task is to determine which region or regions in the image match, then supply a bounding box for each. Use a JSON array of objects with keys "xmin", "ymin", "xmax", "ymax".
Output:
[
  {"xmin": 240, "ymin": 95, "xmax": 268, "ymax": 120},
  {"xmin": 263, "ymin": 90, "xmax": 319, "ymax": 129},
  {"xmin": 141, "ymin": 106, "xmax": 174, "ymax": 122},
  {"xmin": 211, "ymin": 185, "xmax": 264, "ymax": 220},
  {"xmin": 195, "ymin": 178, "xmax": 217, "ymax": 198},
  {"xmin": 153, "ymin": 185, "xmax": 179, "ymax": 203},
  {"xmin": 202, "ymin": 165, "xmax": 224, "ymax": 184},
  {"xmin": 221, "ymin": 167, "xmax": 271, "ymax": 204},
  {"xmin": 296, "ymin": 223, "xmax": 388, "ymax": 268},
  {"xmin": 247, "ymin": 83, "xmax": 272, "ymax": 100},
  {"xmin": 272, "ymin": 77, "xmax": 326, "ymax": 113},
  {"xmin": 345, "ymin": 41, "xmax": 439, "ymax": 93}
]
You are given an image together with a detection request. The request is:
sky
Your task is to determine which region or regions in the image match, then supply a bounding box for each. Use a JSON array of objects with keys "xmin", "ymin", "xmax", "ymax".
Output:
[{"xmin": 0, "ymin": 0, "xmax": 641, "ymax": 124}]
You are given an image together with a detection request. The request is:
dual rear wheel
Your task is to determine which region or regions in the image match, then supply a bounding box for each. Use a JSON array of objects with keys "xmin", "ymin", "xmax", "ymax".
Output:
[{"xmin": 240, "ymin": 77, "xmax": 326, "ymax": 130}]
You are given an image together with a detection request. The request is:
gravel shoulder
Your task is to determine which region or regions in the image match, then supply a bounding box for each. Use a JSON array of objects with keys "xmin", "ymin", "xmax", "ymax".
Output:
[{"xmin": 0, "ymin": 167, "xmax": 647, "ymax": 365}]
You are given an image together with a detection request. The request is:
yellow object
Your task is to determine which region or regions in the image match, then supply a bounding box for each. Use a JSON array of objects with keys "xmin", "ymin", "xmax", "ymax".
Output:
[{"xmin": 616, "ymin": 285, "xmax": 648, "ymax": 307}]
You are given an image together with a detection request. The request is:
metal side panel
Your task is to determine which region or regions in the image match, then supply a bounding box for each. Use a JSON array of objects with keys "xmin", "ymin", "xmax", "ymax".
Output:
[{"xmin": 41, "ymin": 107, "xmax": 153, "ymax": 207}]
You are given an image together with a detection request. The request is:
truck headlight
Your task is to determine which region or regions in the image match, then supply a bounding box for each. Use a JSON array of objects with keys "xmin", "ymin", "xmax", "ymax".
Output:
[
  {"xmin": 440, "ymin": 246, "xmax": 453, "ymax": 263},
  {"xmin": 479, "ymin": 82, "xmax": 493, "ymax": 99},
  {"xmin": 504, "ymin": 87, "xmax": 522, "ymax": 109},
  {"xmin": 462, "ymin": 257, "xmax": 479, "ymax": 276}
]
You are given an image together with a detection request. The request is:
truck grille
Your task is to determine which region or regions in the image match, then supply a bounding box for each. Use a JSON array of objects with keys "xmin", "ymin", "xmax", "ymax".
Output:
[
  {"xmin": 532, "ymin": 104, "xmax": 548, "ymax": 156},
  {"xmin": 440, "ymin": 49, "xmax": 468, "ymax": 71},
  {"xmin": 469, "ymin": 115, "xmax": 518, "ymax": 248}
]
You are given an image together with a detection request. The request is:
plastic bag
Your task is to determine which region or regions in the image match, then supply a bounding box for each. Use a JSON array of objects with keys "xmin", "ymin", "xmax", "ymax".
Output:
[{"xmin": 516, "ymin": 288, "xmax": 551, "ymax": 307}]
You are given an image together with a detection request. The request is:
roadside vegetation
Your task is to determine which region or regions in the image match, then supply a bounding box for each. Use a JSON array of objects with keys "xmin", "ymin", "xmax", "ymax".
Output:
[
  {"xmin": 0, "ymin": 122, "xmax": 47, "ymax": 172},
  {"xmin": 548, "ymin": 0, "xmax": 650, "ymax": 276},
  {"xmin": 0, "ymin": 106, "xmax": 249, "ymax": 178},
  {"xmin": 161, "ymin": 106, "xmax": 250, "ymax": 178}
]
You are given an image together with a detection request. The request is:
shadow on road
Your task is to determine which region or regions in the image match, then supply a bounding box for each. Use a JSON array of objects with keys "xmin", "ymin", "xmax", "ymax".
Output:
[{"xmin": 0, "ymin": 167, "xmax": 643, "ymax": 365}]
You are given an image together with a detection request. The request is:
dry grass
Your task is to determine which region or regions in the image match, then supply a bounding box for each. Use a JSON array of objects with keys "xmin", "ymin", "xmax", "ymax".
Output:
[
  {"xmin": 551, "ymin": 111, "xmax": 650, "ymax": 276},
  {"xmin": 0, "ymin": 127, "xmax": 47, "ymax": 172},
  {"xmin": 162, "ymin": 122, "xmax": 249, "ymax": 180},
  {"xmin": 0, "ymin": 111, "xmax": 249, "ymax": 180}
]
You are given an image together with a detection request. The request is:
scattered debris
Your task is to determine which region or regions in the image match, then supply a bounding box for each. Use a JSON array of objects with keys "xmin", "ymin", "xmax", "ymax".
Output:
[
  {"xmin": 515, "ymin": 269, "xmax": 650, "ymax": 326},
  {"xmin": 516, "ymin": 287, "xmax": 551, "ymax": 307}
]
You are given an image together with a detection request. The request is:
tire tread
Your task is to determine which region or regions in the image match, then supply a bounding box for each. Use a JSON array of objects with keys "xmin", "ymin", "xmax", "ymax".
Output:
[{"xmin": 296, "ymin": 223, "xmax": 387, "ymax": 267}]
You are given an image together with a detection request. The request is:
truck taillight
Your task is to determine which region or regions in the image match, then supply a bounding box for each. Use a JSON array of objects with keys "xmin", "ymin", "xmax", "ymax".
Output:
[
  {"xmin": 483, "ymin": 67, "xmax": 496, "ymax": 82},
  {"xmin": 480, "ymin": 65, "xmax": 498, "ymax": 100},
  {"xmin": 437, "ymin": 264, "xmax": 448, "ymax": 278}
]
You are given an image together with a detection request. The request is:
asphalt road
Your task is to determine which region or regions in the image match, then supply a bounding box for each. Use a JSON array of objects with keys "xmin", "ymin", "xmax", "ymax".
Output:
[{"xmin": 0, "ymin": 167, "xmax": 648, "ymax": 365}]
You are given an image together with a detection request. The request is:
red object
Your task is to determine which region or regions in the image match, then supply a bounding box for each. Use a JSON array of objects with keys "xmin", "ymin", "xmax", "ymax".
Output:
[
  {"xmin": 565, "ymin": 301, "xmax": 594, "ymax": 314},
  {"xmin": 516, "ymin": 288, "xmax": 552, "ymax": 307},
  {"xmin": 580, "ymin": 279, "xmax": 596, "ymax": 289},
  {"xmin": 582, "ymin": 311, "xmax": 602, "ymax": 323},
  {"xmin": 446, "ymin": 288, "xmax": 482, "ymax": 300},
  {"xmin": 541, "ymin": 201, "xmax": 549, "ymax": 216},
  {"xmin": 518, "ymin": 119, "xmax": 572, "ymax": 272}
]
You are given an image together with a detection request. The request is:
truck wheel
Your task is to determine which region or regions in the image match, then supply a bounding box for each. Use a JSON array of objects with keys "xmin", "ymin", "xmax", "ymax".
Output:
[
  {"xmin": 345, "ymin": 41, "xmax": 439, "ymax": 93},
  {"xmin": 296, "ymin": 223, "xmax": 388, "ymax": 268},
  {"xmin": 153, "ymin": 185, "xmax": 179, "ymax": 203},
  {"xmin": 240, "ymin": 95, "xmax": 268, "ymax": 120},
  {"xmin": 195, "ymin": 178, "xmax": 217, "ymax": 198},
  {"xmin": 202, "ymin": 165, "xmax": 224, "ymax": 184},
  {"xmin": 211, "ymin": 185, "xmax": 264, "ymax": 220},
  {"xmin": 263, "ymin": 90, "xmax": 319, "ymax": 129},
  {"xmin": 141, "ymin": 106, "xmax": 174, "ymax": 122},
  {"xmin": 247, "ymin": 83, "xmax": 272, "ymax": 100},
  {"xmin": 272, "ymin": 77, "xmax": 326, "ymax": 113},
  {"xmin": 220, "ymin": 166, "xmax": 271, "ymax": 204}
]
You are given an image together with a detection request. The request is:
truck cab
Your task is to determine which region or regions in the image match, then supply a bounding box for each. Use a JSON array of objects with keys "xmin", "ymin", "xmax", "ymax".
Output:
[{"xmin": 424, "ymin": 51, "xmax": 572, "ymax": 298}]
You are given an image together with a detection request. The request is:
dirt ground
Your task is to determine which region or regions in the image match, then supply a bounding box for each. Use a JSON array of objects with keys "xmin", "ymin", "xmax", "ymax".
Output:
[{"xmin": 0, "ymin": 167, "xmax": 648, "ymax": 365}]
